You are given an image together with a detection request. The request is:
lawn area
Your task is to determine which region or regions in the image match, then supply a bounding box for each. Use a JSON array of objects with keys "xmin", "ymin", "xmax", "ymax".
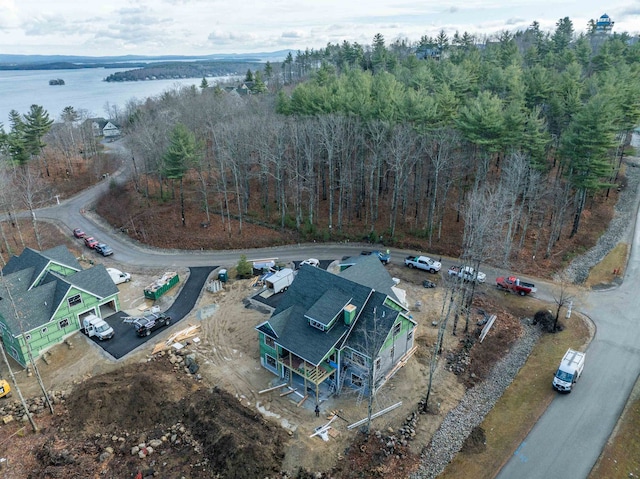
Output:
[
  {"xmin": 583, "ymin": 243, "xmax": 628, "ymax": 289},
  {"xmin": 439, "ymin": 309, "xmax": 591, "ymax": 479},
  {"xmin": 588, "ymin": 372, "xmax": 640, "ymax": 478}
]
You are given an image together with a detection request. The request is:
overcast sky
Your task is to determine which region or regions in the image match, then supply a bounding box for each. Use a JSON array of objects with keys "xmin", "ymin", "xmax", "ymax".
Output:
[{"xmin": 0, "ymin": 0, "xmax": 638, "ymax": 57}]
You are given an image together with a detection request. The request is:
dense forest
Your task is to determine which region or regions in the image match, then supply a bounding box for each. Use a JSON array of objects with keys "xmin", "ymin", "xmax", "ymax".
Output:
[{"xmin": 2, "ymin": 17, "xmax": 640, "ymax": 275}]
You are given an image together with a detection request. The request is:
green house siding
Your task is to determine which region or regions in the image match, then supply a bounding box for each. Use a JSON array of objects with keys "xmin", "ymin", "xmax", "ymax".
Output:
[
  {"xmin": 55, "ymin": 288, "xmax": 119, "ymax": 326},
  {"xmin": 35, "ymin": 263, "xmax": 78, "ymax": 284},
  {"xmin": 259, "ymin": 332, "xmax": 280, "ymax": 374},
  {"xmin": 0, "ymin": 325, "xmax": 27, "ymax": 365}
]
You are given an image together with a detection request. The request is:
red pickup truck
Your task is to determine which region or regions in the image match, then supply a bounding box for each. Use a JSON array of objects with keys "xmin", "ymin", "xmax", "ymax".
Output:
[{"xmin": 496, "ymin": 276, "xmax": 536, "ymax": 296}]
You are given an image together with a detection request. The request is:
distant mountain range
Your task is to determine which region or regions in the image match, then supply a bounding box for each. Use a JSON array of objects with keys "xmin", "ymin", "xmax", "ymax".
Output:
[{"xmin": 0, "ymin": 51, "xmax": 293, "ymax": 70}]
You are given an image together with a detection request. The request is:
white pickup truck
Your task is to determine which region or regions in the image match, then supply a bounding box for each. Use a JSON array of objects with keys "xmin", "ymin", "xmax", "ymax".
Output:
[
  {"xmin": 404, "ymin": 255, "xmax": 441, "ymax": 273},
  {"xmin": 447, "ymin": 265, "xmax": 486, "ymax": 283}
]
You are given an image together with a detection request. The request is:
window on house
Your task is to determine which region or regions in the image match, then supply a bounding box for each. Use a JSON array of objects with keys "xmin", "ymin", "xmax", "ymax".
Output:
[
  {"xmin": 309, "ymin": 319, "xmax": 325, "ymax": 331},
  {"xmin": 407, "ymin": 329, "xmax": 414, "ymax": 342},
  {"xmin": 393, "ymin": 322, "xmax": 401, "ymax": 336},
  {"xmin": 41, "ymin": 327, "xmax": 48, "ymax": 334},
  {"xmin": 265, "ymin": 354, "xmax": 277, "ymax": 369},
  {"xmin": 59, "ymin": 318, "xmax": 70, "ymax": 329},
  {"xmin": 24, "ymin": 333, "xmax": 32, "ymax": 341},
  {"xmin": 351, "ymin": 373, "xmax": 363, "ymax": 388},
  {"xmin": 265, "ymin": 336, "xmax": 275, "ymax": 349},
  {"xmin": 68, "ymin": 294, "xmax": 81, "ymax": 307},
  {"xmin": 9, "ymin": 347, "xmax": 18, "ymax": 360},
  {"xmin": 351, "ymin": 352, "xmax": 366, "ymax": 367},
  {"xmin": 374, "ymin": 358, "xmax": 381, "ymax": 370}
]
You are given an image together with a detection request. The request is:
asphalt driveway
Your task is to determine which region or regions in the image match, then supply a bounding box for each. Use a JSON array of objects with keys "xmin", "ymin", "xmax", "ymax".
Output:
[{"xmin": 90, "ymin": 266, "xmax": 217, "ymax": 359}]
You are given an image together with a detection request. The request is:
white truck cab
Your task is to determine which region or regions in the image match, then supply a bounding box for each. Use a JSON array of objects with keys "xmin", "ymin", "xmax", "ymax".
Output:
[
  {"xmin": 82, "ymin": 314, "xmax": 114, "ymax": 340},
  {"xmin": 107, "ymin": 267, "xmax": 131, "ymax": 285},
  {"xmin": 553, "ymin": 348, "xmax": 585, "ymax": 393}
]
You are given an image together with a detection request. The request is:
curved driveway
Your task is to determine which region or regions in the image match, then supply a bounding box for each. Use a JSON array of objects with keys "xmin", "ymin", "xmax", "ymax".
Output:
[{"xmin": 34, "ymin": 139, "xmax": 640, "ymax": 478}]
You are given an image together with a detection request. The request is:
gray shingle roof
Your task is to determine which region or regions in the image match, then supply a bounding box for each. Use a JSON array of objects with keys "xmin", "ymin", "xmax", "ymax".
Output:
[
  {"xmin": 339, "ymin": 255, "xmax": 400, "ymax": 302},
  {"xmin": 260, "ymin": 264, "xmax": 374, "ymax": 366},
  {"xmin": 3, "ymin": 246, "xmax": 81, "ymax": 288},
  {"xmin": 66, "ymin": 264, "xmax": 119, "ymax": 298},
  {"xmin": 256, "ymin": 256, "xmax": 409, "ymax": 366},
  {"xmin": 305, "ymin": 289, "xmax": 353, "ymax": 327},
  {"xmin": 344, "ymin": 291, "xmax": 398, "ymax": 355},
  {"xmin": 0, "ymin": 270, "xmax": 59, "ymax": 332}
]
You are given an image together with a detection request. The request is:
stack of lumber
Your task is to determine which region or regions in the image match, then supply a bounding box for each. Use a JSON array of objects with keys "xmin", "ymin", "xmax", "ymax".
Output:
[{"xmin": 152, "ymin": 324, "xmax": 201, "ymax": 354}]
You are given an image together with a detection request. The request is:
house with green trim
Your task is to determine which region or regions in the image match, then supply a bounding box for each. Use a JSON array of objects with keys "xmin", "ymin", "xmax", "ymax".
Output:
[
  {"xmin": 256, "ymin": 255, "xmax": 417, "ymax": 403},
  {"xmin": 0, "ymin": 246, "xmax": 120, "ymax": 366}
]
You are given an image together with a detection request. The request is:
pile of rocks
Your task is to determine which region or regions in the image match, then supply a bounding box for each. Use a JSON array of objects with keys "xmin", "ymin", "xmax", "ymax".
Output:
[
  {"xmin": 372, "ymin": 410, "xmax": 420, "ymax": 458},
  {"xmin": 0, "ymin": 390, "xmax": 69, "ymax": 423},
  {"xmin": 152, "ymin": 349, "xmax": 201, "ymax": 378},
  {"xmin": 445, "ymin": 337, "xmax": 475, "ymax": 376},
  {"xmin": 90, "ymin": 421, "xmax": 205, "ymax": 469}
]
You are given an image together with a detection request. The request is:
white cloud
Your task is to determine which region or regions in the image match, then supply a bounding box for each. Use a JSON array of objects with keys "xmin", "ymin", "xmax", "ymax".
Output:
[{"xmin": 0, "ymin": 0, "xmax": 637, "ymax": 56}]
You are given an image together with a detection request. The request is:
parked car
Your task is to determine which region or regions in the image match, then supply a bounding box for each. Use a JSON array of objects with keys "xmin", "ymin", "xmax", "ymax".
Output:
[
  {"xmin": 553, "ymin": 349, "xmax": 585, "ymax": 393},
  {"xmin": 94, "ymin": 243, "xmax": 113, "ymax": 256},
  {"xmin": 300, "ymin": 258, "xmax": 320, "ymax": 268},
  {"xmin": 496, "ymin": 276, "xmax": 536, "ymax": 296},
  {"xmin": 84, "ymin": 236, "xmax": 98, "ymax": 249},
  {"xmin": 361, "ymin": 250, "xmax": 390, "ymax": 264},
  {"xmin": 107, "ymin": 268, "xmax": 131, "ymax": 285},
  {"xmin": 447, "ymin": 265, "xmax": 486, "ymax": 283},
  {"xmin": 133, "ymin": 312, "xmax": 172, "ymax": 337},
  {"xmin": 404, "ymin": 255, "xmax": 442, "ymax": 273},
  {"xmin": 73, "ymin": 228, "xmax": 86, "ymax": 238}
]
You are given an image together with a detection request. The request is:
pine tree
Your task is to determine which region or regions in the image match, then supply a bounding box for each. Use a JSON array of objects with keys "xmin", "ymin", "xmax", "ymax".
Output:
[{"xmin": 163, "ymin": 123, "xmax": 201, "ymax": 227}]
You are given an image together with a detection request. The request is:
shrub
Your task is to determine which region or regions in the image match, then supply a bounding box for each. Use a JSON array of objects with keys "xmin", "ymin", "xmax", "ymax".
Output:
[{"xmin": 236, "ymin": 255, "xmax": 253, "ymax": 279}]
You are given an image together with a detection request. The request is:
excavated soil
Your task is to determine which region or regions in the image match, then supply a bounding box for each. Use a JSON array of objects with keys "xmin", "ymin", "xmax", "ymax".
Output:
[{"xmin": 28, "ymin": 358, "xmax": 287, "ymax": 479}]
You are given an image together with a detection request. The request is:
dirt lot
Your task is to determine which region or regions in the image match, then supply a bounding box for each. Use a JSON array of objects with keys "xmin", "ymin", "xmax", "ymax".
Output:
[{"xmin": 0, "ymin": 256, "xmax": 531, "ymax": 478}]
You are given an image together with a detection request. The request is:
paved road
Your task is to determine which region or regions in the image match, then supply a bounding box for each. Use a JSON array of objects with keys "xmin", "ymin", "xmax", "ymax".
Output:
[
  {"xmin": 497, "ymin": 182, "xmax": 640, "ymax": 475},
  {"xmin": 33, "ymin": 139, "xmax": 640, "ymax": 477}
]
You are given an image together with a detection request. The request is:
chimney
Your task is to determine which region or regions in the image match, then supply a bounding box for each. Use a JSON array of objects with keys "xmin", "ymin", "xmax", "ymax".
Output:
[{"xmin": 344, "ymin": 304, "xmax": 356, "ymax": 325}]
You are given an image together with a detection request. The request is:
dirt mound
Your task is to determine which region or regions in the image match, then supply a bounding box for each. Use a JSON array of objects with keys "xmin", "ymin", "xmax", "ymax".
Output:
[
  {"xmin": 28, "ymin": 356, "xmax": 289, "ymax": 479},
  {"xmin": 64, "ymin": 361, "xmax": 193, "ymax": 434}
]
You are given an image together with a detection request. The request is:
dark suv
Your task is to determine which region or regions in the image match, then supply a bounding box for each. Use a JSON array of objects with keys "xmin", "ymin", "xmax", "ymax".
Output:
[
  {"xmin": 360, "ymin": 249, "xmax": 390, "ymax": 264},
  {"xmin": 133, "ymin": 312, "xmax": 172, "ymax": 337},
  {"xmin": 95, "ymin": 243, "xmax": 114, "ymax": 256}
]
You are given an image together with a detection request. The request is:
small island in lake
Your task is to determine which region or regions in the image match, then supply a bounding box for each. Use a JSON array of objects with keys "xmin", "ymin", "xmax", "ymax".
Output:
[{"xmin": 49, "ymin": 78, "xmax": 65, "ymax": 85}]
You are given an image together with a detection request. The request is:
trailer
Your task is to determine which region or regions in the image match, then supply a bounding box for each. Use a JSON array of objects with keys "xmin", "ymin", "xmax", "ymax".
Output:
[
  {"xmin": 144, "ymin": 271, "xmax": 179, "ymax": 300},
  {"xmin": 265, "ymin": 268, "xmax": 295, "ymax": 294}
]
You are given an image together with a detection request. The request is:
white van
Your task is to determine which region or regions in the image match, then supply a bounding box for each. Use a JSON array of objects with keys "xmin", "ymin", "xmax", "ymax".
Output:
[
  {"xmin": 107, "ymin": 267, "xmax": 131, "ymax": 285},
  {"xmin": 553, "ymin": 349, "xmax": 585, "ymax": 393},
  {"xmin": 82, "ymin": 314, "xmax": 114, "ymax": 340}
]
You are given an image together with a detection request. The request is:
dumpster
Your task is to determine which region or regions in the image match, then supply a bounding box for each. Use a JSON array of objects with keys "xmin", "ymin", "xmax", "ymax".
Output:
[
  {"xmin": 144, "ymin": 271, "xmax": 179, "ymax": 300},
  {"xmin": 218, "ymin": 269, "xmax": 228, "ymax": 283}
]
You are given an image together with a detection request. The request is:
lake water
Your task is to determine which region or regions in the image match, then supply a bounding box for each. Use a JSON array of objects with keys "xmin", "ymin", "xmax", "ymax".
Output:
[{"xmin": 0, "ymin": 68, "xmax": 231, "ymax": 123}]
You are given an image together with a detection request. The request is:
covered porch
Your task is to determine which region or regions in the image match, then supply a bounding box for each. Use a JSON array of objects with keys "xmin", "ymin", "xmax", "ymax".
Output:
[{"xmin": 278, "ymin": 351, "xmax": 336, "ymax": 404}]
